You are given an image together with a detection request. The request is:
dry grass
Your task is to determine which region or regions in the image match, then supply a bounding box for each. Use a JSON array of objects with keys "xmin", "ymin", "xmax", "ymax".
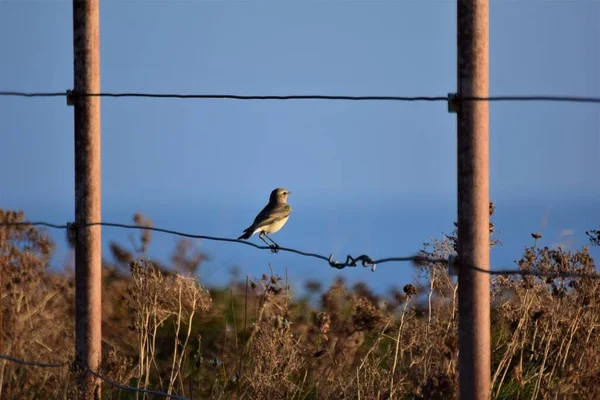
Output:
[{"xmin": 1, "ymin": 206, "xmax": 599, "ymax": 399}]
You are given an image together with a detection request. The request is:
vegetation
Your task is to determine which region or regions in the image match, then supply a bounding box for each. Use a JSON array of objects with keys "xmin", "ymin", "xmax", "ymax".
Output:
[{"xmin": 1, "ymin": 206, "xmax": 598, "ymax": 399}]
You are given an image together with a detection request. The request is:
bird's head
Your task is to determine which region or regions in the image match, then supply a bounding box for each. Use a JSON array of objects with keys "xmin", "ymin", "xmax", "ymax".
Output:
[{"xmin": 270, "ymin": 188, "xmax": 292, "ymax": 203}]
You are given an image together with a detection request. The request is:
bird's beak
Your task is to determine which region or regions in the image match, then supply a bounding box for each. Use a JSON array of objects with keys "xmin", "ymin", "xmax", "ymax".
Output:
[{"xmin": 287, "ymin": 191, "xmax": 293, "ymax": 195}]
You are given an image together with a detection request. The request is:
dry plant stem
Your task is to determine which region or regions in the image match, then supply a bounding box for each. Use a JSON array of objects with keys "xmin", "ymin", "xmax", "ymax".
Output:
[
  {"xmin": 532, "ymin": 320, "xmax": 554, "ymax": 399},
  {"xmin": 241, "ymin": 294, "xmax": 268, "ymax": 358},
  {"xmin": 517, "ymin": 336, "xmax": 525, "ymax": 396},
  {"xmin": 356, "ymin": 314, "xmax": 395, "ymax": 373},
  {"xmin": 231, "ymin": 300, "xmax": 241, "ymax": 400},
  {"xmin": 423, "ymin": 268, "xmax": 436, "ymax": 384},
  {"xmin": 443, "ymin": 283, "xmax": 459, "ymax": 377},
  {"xmin": 495, "ymin": 343, "xmax": 516, "ymax": 399},
  {"xmin": 0, "ymin": 288, "xmax": 58, "ymax": 396},
  {"xmin": 536, "ymin": 324, "xmax": 549, "ymax": 361},
  {"xmin": 173, "ymin": 284, "xmax": 199, "ymax": 396},
  {"xmin": 167, "ymin": 286, "xmax": 183, "ymax": 395},
  {"xmin": 26, "ymin": 292, "xmax": 58, "ymax": 322},
  {"xmin": 134, "ymin": 278, "xmax": 145, "ymax": 394},
  {"xmin": 0, "ymin": 360, "xmax": 5, "ymax": 399},
  {"xmin": 515, "ymin": 298, "xmax": 534, "ymax": 394},
  {"xmin": 356, "ymin": 366, "xmax": 360, "ymax": 400},
  {"xmin": 529, "ymin": 319, "xmax": 539, "ymax": 362},
  {"xmin": 492, "ymin": 292, "xmax": 532, "ymax": 394},
  {"xmin": 547, "ymin": 301, "xmax": 581, "ymax": 394},
  {"xmin": 221, "ymin": 318, "xmax": 227, "ymax": 381},
  {"xmin": 390, "ymin": 298, "xmax": 411, "ymax": 396},
  {"xmin": 560, "ymin": 306, "xmax": 581, "ymax": 369},
  {"xmin": 578, "ymin": 317, "xmax": 597, "ymax": 368},
  {"xmin": 149, "ymin": 315, "xmax": 166, "ymax": 389},
  {"xmin": 230, "ymin": 289, "xmax": 239, "ymax": 367},
  {"xmin": 428, "ymin": 269, "xmax": 436, "ymax": 326},
  {"xmin": 23, "ymin": 296, "xmax": 33, "ymax": 330},
  {"xmin": 445, "ymin": 284, "xmax": 459, "ymax": 337},
  {"xmin": 137, "ymin": 302, "xmax": 149, "ymax": 396},
  {"xmin": 548, "ymin": 312, "xmax": 570, "ymax": 384},
  {"xmin": 143, "ymin": 293, "xmax": 157, "ymax": 394},
  {"xmin": 0, "ymin": 266, "xmax": 2, "ymax": 355},
  {"xmin": 243, "ymin": 276, "xmax": 248, "ymax": 335},
  {"xmin": 293, "ymin": 366, "xmax": 309, "ymax": 400},
  {"xmin": 239, "ymin": 276, "xmax": 249, "ymax": 382}
]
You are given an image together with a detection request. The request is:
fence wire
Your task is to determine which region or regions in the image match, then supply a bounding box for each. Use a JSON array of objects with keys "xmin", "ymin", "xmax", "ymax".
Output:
[
  {"xmin": 1, "ymin": 90, "xmax": 600, "ymax": 104},
  {"xmin": 0, "ymin": 355, "xmax": 189, "ymax": 400},
  {"xmin": 1, "ymin": 221, "xmax": 598, "ymax": 279},
  {"xmin": 0, "ymin": 355, "xmax": 68, "ymax": 368}
]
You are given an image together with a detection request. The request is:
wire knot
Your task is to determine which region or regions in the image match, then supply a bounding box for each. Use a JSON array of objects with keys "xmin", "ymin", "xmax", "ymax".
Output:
[
  {"xmin": 327, "ymin": 254, "xmax": 377, "ymax": 271},
  {"xmin": 352, "ymin": 255, "xmax": 377, "ymax": 271}
]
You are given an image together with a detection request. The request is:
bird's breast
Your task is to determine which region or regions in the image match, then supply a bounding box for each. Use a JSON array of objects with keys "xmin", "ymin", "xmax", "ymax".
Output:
[{"xmin": 263, "ymin": 216, "xmax": 289, "ymax": 234}]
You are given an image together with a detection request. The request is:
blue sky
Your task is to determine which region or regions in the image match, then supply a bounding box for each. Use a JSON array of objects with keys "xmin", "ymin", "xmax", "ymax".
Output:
[{"xmin": 1, "ymin": 1, "xmax": 598, "ymax": 297}]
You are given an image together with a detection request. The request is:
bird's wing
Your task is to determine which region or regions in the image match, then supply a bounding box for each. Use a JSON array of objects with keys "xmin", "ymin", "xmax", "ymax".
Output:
[{"xmin": 249, "ymin": 204, "xmax": 291, "ymax": 230}]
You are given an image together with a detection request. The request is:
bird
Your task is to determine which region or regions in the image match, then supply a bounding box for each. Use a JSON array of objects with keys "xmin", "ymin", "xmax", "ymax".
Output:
[{"xmin": 237, "ymin": 188, "xmax": 292, "ymax": 250}]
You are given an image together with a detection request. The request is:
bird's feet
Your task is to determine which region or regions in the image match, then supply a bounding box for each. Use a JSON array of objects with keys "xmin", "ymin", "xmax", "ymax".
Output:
[{"xmin": 259, "ymin": 232, "xmax": 280, "ymax": 253}]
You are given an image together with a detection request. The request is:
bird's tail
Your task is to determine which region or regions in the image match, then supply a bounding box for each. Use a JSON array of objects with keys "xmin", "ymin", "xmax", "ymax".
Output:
[{"xmin": 238, "ymin": 229, "xmax": 252, "ymax": 240}]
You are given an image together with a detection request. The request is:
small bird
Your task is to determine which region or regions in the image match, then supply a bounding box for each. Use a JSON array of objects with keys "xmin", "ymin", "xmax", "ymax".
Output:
[{"xmin": 238, "ymin": 188, "xmax": 292, "ymax": 250}]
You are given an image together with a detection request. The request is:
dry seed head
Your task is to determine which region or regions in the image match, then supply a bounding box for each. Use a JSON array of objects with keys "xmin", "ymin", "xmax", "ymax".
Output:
[
  {"xmin": 351, "ymin": 296, "xmax": 384, "ymax": 332},
  {"xmin": 403, "ymin": 284, "xmax": 418, "ymax": 297},
  {"xmin": 315, "ymin": 312, "xmax": 331, "ymax": 340}
]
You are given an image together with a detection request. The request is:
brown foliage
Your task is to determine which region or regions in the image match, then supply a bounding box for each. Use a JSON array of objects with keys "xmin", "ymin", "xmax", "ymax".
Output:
[
  {"xmin": 0, "ymin": 210, "xmax": 76, "ymax": 399},
  {"xmin": 1, "ymin": 206, "xmax": 599, "ymax": 399}
]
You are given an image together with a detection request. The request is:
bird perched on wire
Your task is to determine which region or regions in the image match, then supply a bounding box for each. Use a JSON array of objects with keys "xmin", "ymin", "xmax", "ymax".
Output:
[{"xmin": 237, "ymin": 188, "xmax": 292, "ymax": 251}]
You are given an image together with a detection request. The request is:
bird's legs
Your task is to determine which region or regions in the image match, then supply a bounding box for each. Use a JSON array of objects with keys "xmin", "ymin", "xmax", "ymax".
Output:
[
  {"xmin": 258, "ymin": 232, "xmax": 271, "ymax": 246},
  {"xmin": 259, "ymin": 232, "xmax": 280, "ymax": 253}
]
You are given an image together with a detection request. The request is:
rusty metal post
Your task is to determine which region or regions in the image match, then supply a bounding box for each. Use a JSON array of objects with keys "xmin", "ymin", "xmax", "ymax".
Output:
[
  {"xmin": 457, "ymin": 0, "xmax": 490, "ymax": 399},
  {"xmin": 72, "ymin": 0, "xmax": 102, "ymax": 398}
]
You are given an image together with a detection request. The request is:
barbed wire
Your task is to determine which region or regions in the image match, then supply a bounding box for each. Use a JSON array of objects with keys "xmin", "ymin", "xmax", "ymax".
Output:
[
  {"xmin": 0, "ymin": 355, "xmax": 189, "ymax": 400},
  {"xmin": 1, "ymin": 90, "xmax": 600, "ymax": 104},
  {"xmin": 1, "ymin": 221, "xmax": 599, "ymax": 279}
]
